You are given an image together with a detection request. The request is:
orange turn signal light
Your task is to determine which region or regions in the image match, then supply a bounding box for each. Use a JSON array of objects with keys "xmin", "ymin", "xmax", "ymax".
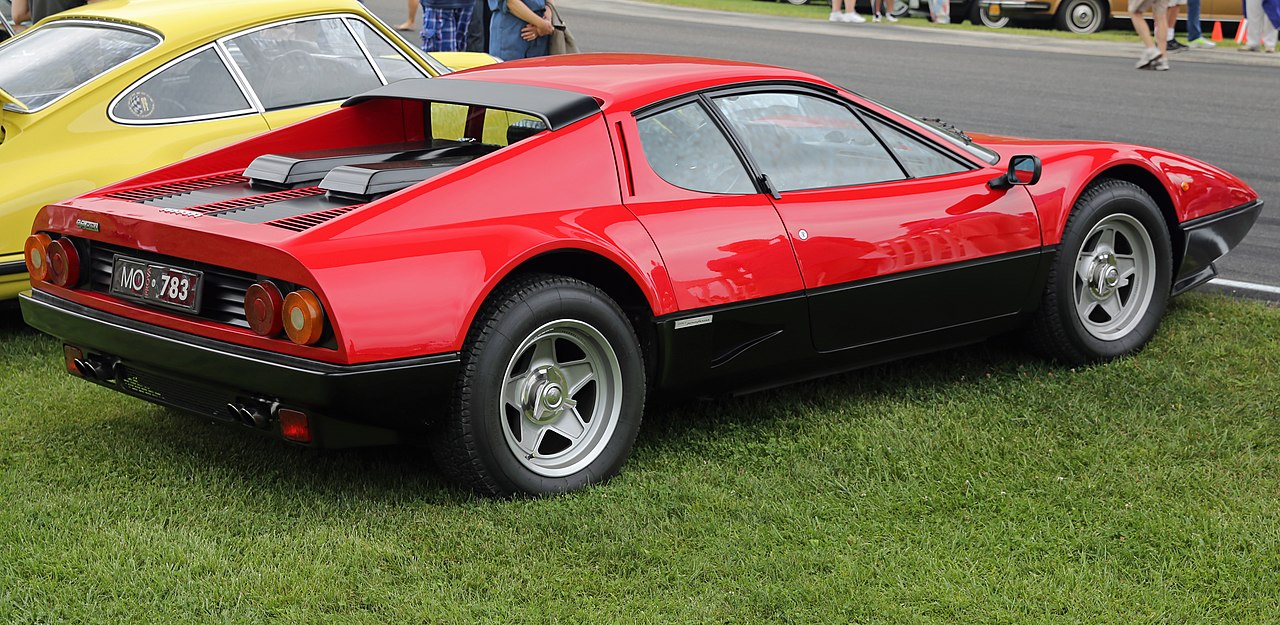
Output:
[
  {"xmin": 245, "ymin": 281, "xmax": 285, "ymax": 337},
  {"xmin": 282, "ymin": 288, "xmax": 325, "ymax": 346},
  {"xmin": 23, "ymin": 234, "xmax": 52, "ymax": 283}
]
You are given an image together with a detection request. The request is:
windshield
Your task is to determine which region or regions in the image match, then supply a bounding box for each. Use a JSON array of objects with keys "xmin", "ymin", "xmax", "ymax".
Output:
[{"xmin": 0, "ymin": 22, "xmax": 160, "ymax": 112}]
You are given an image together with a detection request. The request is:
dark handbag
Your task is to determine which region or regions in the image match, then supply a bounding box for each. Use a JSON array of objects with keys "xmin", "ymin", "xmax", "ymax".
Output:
[{"xmin": 548, "ymin": 4, "xmax": 579, "ymax": 55}]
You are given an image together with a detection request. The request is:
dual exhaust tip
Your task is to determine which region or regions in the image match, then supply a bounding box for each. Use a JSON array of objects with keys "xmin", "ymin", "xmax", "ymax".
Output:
[{"xmin": 226, "ymin": 401, "xmax": 275, "ymax": 429}]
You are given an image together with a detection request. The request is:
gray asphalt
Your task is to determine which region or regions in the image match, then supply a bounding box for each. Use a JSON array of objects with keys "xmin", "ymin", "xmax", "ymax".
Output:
[{"xmin": 369, "ymin": 0, "xmax": 1278, "ymax": 292}]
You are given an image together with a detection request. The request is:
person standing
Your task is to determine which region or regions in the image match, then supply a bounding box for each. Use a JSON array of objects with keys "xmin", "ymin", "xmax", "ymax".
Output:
[
  {"xmin": 396, "ymin": 0, "xmax": 419, "ymax": 31},
  {"xmin": 1164, "ymin": 0, "xmax": 1188, "ymax": 51},
  {"xmin": 488, "ymin": 0, "xmax": 553, "ymax": 60},
  {"xmin": 420, "ymin": 0, "xmax": 474, "ymax": 53},
  {"xmin": 829, "ymin": 0, "xmax": 867, "ymax": 23},
  {"xmin": 1184, "ymin": 0, "xmax": 1216, "ymax": 47},
  {"xmin": 466, "ymin": 0, "xmax": 493, "ymax": 53},
  {"xmin": 1239, "ymin": 0, "xmax": 1280, "ymax": 52},
  {"xmin": 1130, "ymin": 0, "xmax": 1170, "ymax": 70},
  {"xmin": 871, "ymin": 0, "xmax": 898, "ymax": 22},
  {"xmin": 29, "ymin": 0, "xmax": 98, "ymax": 23}
]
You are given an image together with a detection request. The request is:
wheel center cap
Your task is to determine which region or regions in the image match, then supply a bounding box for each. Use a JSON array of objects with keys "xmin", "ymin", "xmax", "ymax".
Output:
[
  {"xmin": 522, "ymin": 366, "xmax": 570, "ymax": 424},
  {"xmin": 1089, "ymin": 252, "xmax": 1119, "ymax": 299}
]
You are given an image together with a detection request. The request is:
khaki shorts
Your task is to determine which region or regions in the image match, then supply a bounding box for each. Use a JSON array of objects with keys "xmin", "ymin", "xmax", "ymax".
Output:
[{"xmin": 1128, "ymin": 0, "xmax": 1169, "ymax": 12}]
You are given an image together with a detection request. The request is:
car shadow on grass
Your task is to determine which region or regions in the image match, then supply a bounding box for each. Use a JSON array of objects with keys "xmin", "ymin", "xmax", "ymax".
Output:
[{"xmin": 5, "ymin": 296, "xmax": 1203, "ymax": 504}]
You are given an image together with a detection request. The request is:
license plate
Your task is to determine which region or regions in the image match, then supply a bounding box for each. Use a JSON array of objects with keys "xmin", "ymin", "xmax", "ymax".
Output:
[{"xmin": 110, "ymin": 256, "xmax": 203, "ymax": 313}]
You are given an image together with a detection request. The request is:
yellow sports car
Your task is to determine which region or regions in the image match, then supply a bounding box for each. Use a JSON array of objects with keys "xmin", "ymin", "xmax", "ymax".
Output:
[{"xmin": 0, "ymin": 0, "xmax": 494, "ymax": 300}]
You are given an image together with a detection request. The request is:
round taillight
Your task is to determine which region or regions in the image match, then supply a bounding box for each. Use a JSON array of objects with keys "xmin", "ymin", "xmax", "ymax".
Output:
[
  {"xmin": 282, "ymin": 289, "xmax": 325, "ymax": 346},
  {"xmin": 46, "ymin": 238, "xmax": 81, "ymax": 287},
  {"xmin": 244, "ymin": 281, "xmax": 285, "ymax": 336},
  {"xmin": 24, "ymin": 234, "xmax": 52, "ymax": 283}
]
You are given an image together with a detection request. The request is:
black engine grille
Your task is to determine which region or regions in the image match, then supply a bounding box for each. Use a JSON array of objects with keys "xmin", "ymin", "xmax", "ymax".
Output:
[{"xmin": 85, "ymin": 241, "xmax": 260, "ymax": 328}]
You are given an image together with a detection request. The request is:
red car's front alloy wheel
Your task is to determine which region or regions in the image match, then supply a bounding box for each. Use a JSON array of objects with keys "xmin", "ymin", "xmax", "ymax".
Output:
[
  {"xmin": 282, "ymin": 289, "xmax": 325, "ymax": 345},
  {"xmin": 245, "ymin": 281, "xmax": 285, "ymax": 337},
  {"xmin": 23, "ymin": 234, "xmax": 53, "ymax": 282}
]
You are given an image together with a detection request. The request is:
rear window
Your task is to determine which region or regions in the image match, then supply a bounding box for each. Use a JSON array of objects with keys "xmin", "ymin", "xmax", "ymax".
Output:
[{"xmin": 0, "ymin": 22, "xmax": 160, "ymax": 112}]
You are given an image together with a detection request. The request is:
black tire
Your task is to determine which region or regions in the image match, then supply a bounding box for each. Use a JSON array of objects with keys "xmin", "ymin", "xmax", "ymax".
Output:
[
  {"xmin": 1054, "ymin": 0, "xmax": 1106, "ymax": 34},
  {"xmin": 1026, "ymin": 179, "xmax": 1172, "ymax": 365},
  {"xmin": 433, "ymin": 274, "xmax": 645, "ymax": 497},
  {"xmin": 969, "ymin": 0, "xmax": 1010, "ymax": 26}
]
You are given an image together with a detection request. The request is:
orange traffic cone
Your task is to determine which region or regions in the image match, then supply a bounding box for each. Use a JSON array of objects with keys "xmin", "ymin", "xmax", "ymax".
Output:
[
  {"xmin": 1211, "ymin": 21, "xmax": 1223, "ymax": 41},
  {"xmin": 1235, "ymin": 21, "xmax": 1248, "ymax": 44}
]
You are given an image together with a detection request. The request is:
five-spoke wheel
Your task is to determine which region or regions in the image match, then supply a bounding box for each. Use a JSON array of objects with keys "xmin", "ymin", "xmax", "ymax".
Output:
[
  {"xmin": 500, "ymin": 319, "xmax": 624, "ymax": 478},
  {"xmin": 434, "ymin": 274, "xmax": 645, "ymax": 497},
  {"xmin": 1027, "ymin": 179, "xmax": 1172, "ymax": 364}
]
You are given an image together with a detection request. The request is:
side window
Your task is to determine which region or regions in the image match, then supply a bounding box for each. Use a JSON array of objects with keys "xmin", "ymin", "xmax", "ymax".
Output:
[
  {"xmin": 636, "ymin": 102, "xmax": 754, "ymax": 195},
  {"xmin": 224, "ymin": 18, "xmax": 383, "ymax": 110},
  {"xmin": 112, "ymin": 48, "xmax": 251, "ymax": 122},
  {"xmin": 863, "ymin": 117, "xmax": 968, "ymax": 179},
  {"xmin": 346, "ymin": 18, "xmax": 426, "ymax": 82},
  {"xmin": 712, "ymin": 92, "xmax": 905, "ymax": 192}
]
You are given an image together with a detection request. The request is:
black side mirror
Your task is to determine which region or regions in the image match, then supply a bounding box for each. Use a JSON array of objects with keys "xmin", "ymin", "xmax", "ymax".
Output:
[{"xmin": 988, "ymin": 154, "xmax": 1042, "ymax": 190}]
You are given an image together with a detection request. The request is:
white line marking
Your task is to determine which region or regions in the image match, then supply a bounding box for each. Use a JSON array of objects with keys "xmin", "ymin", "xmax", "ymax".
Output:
[{"xmin": 1209, "ymin": 278, "xmax": 1280, "ymax": 296}]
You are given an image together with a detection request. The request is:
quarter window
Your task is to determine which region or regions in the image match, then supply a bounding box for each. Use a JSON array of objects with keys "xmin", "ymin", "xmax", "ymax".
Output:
[
  {"xmin": 112, "ymin": 48, "xmax": 251, "ymax": 122},
  {"xmin": 224, "ymin": 18, "xmax": 382, "ymax": 110},
  {"xmin": 713, "ymin": 92, "xmax": 905, "ymax": 192},
  {"xmin": 863, "ymin": 117, "xmax": 968, "ymax": 179},
  {"xmin": 636, "ymin": 102, "xmax": 753, "ymax": 195},
  {"xmin": 346, "ymin": 19, "xmax": 426, "ymax": 83},
  {"xmin": 0, "ymin": 24, "xmax": 159, "ymax": 111}
]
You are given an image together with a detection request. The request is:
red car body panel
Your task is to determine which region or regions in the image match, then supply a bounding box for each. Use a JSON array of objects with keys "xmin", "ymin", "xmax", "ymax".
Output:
[{"xmin": 18, "ymin": 55, "xmax": 1262, "ymax": 452}]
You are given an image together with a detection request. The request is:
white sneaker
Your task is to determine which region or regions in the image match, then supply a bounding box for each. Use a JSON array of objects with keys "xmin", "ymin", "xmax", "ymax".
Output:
[
  {"xmin": 873, "ymin": 14, "xmax": 881, "ymax": 21},
  {"xmin": 842, "ymin": 11, "xmax": 867, "ymax": 22},
  {"xmin": 885, "ymin": 14, "xmax": 898, "ymax": 21},
  {"xmin": 1135, "ymin": 46, "xmax": 1160, "ymax": 68},
  {"xmin": 829, "ymin": 11, "xmax": 842, "ymax": 21},
  {"xmin": 1187, "ymin": 37, "xmax": 1216, "ymax": 48}
]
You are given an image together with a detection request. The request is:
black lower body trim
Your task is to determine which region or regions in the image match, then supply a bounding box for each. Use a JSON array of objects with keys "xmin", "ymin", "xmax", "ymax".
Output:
[
  {"xmin": 20, "ymin": 290, "xmax": 459, "ymax": 448},
  {"xmin": 0, "ymin": 260, "xmax": 27, "ymax": 276},
  {"xmin": 1174, "ymin": 199, "xmax": 1263, "ymax": 295}
]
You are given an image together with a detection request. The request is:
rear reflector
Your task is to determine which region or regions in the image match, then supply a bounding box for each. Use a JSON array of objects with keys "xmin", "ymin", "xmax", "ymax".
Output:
[
  {"xmin": 64, "ymin": 345, "xmax": 84, "ymax": 376},
  {"xmin": 278, "ymin": 408, "xmax": 312, "ymax": 443}
]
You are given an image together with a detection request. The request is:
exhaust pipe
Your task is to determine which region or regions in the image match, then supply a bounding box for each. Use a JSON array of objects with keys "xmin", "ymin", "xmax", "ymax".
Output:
[
  {"xmin": 73, "ymin": 357, "xmax": 115, "ymax": 381},
  {"xmin": 225, "ymin": 400, "xmax": 274, "ymax": 429}
]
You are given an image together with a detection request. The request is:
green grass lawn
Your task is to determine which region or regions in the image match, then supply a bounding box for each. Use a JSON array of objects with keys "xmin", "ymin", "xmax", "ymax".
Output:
[{"xmin": 2, "ymin": 293, "xmax": 1278, "ymax": 623}]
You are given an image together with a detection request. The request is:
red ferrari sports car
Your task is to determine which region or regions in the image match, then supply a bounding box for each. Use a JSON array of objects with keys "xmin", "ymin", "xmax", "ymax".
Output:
[{"xmin": 20, "ymin": 55, "xmax": 1261, "ymax": 496}]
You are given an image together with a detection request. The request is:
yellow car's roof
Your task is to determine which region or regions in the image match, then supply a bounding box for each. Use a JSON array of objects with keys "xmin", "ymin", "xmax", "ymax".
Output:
[{"xmin": 46, "ymin": 0, "xmax": 373, "ymax": 48}]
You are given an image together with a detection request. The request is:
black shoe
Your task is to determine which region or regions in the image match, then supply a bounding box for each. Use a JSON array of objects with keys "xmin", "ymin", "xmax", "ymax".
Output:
[{"xmin": 1166, "ymin": 39, "xmax": 1188, "ymax": 52}]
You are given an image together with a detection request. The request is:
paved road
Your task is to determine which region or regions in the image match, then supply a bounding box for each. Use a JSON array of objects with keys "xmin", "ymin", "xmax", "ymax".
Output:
[{"xmin": 370, "ymin": 0, "xmax": 1277, "ymax": 295}]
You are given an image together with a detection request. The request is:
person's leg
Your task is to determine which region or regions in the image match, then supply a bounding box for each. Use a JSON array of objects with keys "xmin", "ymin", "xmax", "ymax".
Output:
[
  {"xmin": 1243, "ymin": 0, "xmax": 1263, "ymax": 47},
  {"xmin": 1154, "ymin": 7, "xmax": 1168, "ymax": 55},
  {"xmin": 1185, "ymin": 0, "xmax": 1201, "ymax": 40},
  {"xmin": 1131, "ymin": 13, "xmax": 1154, "ymax": 48},
  {"xmin": 397, "ymin": 0, "xmax": 419, "ymax": 31}
]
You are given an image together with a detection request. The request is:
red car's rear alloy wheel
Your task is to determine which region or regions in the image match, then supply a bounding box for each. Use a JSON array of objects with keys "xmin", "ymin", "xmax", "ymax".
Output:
[{"xmin": 435, "ymin": 274, "xmax": 645, "ymax": 497}]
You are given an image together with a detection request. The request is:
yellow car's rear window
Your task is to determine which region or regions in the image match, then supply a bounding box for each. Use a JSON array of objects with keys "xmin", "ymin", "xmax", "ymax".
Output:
[{"xmin": 0, "ymin": 21, "xmax": 159, "ymax": 112}]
